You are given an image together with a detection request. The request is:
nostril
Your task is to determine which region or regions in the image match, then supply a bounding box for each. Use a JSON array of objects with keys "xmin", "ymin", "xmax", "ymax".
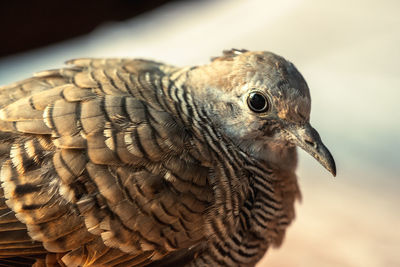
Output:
[{"xmin": 305, "ymin": 139, "xmax": 316, "ymax": 148}]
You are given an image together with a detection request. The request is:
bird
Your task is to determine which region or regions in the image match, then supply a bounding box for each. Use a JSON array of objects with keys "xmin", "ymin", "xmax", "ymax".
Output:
[{"xmin": 0, "ymin": 49, "xmax": 335, "ymax": 267}]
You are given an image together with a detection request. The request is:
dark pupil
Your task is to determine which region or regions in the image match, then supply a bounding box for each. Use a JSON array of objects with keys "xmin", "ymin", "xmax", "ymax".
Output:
[{"xmin": 249, "ymin": 93, "xmax": 266, "ymax": 111}]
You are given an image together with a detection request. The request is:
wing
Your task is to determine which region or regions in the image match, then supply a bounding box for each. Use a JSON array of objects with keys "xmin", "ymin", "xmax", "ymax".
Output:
[{"xmin": 0, "ymin": 58, "xmax": 213, "ymax": 266}]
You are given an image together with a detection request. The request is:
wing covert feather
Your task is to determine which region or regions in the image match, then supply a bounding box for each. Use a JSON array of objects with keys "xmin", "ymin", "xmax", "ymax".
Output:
[{"xmin": 0, "ymin": 58, "xmax": 211, "ymax": 266}]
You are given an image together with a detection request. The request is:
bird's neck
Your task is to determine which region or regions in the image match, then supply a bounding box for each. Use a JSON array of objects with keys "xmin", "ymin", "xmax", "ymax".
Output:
[
  {"xmin": 170, "ymin": 74, "xmax": 300, "ymax": 263},
  {"xmin": 192, "ymin": 141, "xmax": 300, "ymax": 265}
]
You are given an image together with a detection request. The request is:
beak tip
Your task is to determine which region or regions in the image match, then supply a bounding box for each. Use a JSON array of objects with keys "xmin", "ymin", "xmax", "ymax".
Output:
[{"xmin": 327, "ymin": 158, "xmax": 336, "ymax": 177}]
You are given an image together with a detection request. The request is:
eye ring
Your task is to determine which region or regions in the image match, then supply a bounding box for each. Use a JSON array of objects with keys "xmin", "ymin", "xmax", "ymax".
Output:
[{"xmin": 247, "ymin": 91, "xmax": 270, "ymax": 113}]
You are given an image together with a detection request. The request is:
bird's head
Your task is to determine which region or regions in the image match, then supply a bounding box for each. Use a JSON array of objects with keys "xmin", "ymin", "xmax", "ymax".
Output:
[{"xmin": 187, "ymin": 49, "xmax": 336, "ymax": 176}]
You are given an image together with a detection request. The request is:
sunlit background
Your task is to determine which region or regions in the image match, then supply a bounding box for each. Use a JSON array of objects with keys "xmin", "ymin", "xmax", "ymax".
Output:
[{"xmin": 0, "ymin": 1, "xmax": 399, "ymax": 266}]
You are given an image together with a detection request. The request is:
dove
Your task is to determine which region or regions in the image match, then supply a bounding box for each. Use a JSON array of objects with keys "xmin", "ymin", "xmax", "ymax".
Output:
[{"xmin": 0, "ymin": 49, "xmax": 335, "ymax": 266}]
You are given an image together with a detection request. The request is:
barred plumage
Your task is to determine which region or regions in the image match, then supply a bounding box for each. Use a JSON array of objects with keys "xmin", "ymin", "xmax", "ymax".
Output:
[{"xmin": 0, "ymin": 49, "xmax": 335, "ymax": 266}]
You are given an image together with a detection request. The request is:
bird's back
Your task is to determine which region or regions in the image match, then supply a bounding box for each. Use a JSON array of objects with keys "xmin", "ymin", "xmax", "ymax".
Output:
[{"xmin": 0, "ymin": 58, "xmax": 213, "ymax": 266}]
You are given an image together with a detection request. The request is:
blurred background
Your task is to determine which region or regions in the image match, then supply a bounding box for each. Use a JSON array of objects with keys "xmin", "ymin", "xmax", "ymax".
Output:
[{"xmin": 0, "ymin": 0, "xmax": 399, "ymax": 266}]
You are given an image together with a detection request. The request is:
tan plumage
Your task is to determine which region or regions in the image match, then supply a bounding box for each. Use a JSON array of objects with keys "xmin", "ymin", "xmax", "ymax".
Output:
[{"xmin": 0, "ymin": 50, "xmax": 335, "ymax": 266}]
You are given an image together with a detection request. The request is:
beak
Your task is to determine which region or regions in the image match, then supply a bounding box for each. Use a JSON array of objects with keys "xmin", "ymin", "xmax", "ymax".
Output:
[{"xmin": 286, "ymin": 123, "xmax": 336, "ymax": 176}]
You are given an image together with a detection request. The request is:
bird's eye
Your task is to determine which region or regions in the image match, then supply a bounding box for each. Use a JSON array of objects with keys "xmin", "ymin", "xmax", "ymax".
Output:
[{"xmin": 247, "ymin": 91, "xmax": 269, "ymax": 113}]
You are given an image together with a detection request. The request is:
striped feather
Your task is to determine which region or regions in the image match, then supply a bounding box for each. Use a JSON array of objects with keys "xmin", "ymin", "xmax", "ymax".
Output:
[{"xmin": 0, "ymin": 52, "xmax": 303, "ymax": 266}]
